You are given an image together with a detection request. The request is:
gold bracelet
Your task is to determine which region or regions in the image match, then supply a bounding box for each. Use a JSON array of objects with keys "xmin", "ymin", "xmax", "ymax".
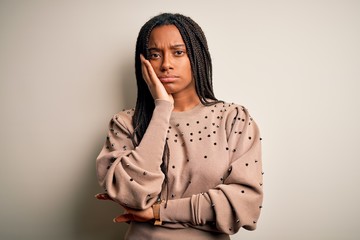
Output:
[{"xmin": 152, "ymin": 200, "xmax": 163, "ymax": 225}]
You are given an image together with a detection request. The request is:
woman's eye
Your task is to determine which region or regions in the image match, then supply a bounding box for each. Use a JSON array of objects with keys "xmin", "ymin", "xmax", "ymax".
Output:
[
  {"xmin": 174, "ymin": 50, "xmax": 185, "ymax": 56},
  {"xmin": 149, "ymin": 53, "xmax": 160, "ymax": 59}
]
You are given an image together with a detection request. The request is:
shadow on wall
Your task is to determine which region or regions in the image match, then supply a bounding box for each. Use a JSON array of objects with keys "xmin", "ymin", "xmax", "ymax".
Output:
[{"xmin": 72, "ymin": 61, "xmax": 137, "ymax": 240}]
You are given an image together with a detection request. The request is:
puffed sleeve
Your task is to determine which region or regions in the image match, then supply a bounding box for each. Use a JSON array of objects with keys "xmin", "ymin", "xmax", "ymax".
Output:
[
  {"xmin": 96, "ymin": 100, "xmax": 173, "ymax": 209},
  {"xmin": 160, "ymin": 105, "xmax": 263, "ymax": 234}
]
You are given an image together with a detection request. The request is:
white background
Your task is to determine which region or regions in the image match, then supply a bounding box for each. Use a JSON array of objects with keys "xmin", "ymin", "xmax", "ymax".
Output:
[{"xmin": 1, "ymin": 0, "xmax": 359, "ymax": 239}]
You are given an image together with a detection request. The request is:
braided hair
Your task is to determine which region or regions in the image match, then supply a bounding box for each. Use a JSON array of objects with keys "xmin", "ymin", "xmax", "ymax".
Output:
[{"xmin": 132, "ymin": 13, "xmax": 221, "ymax": 143}]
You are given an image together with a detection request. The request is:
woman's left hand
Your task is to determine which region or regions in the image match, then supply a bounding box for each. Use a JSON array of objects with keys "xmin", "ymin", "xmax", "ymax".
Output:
[{"xmin": 95, "ymin": 193, "xmax": 155, "ymax": 223}]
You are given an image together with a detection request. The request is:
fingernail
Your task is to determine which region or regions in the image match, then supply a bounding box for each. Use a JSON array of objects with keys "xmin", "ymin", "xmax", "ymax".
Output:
[{"xmin": 113, "ymin": 218, "xmax": 117, "ymax": 223}]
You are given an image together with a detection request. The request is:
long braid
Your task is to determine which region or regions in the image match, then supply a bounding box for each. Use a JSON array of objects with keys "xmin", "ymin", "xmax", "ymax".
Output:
[{"xmin": 174, "ymin": 15, "xmax": 217, "ymax": 104}]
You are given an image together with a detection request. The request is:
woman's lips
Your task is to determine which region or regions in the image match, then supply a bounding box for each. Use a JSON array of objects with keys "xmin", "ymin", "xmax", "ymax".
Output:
[{"xmin": 158, "ymin": 75, "xmax": 179, "ymax": 83}]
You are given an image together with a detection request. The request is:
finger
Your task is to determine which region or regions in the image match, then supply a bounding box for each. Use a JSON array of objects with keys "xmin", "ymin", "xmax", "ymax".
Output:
[
  {"xmin": 113, "ymin": 213, "xmax": 134, "ymax": 223},
  {"xmin": 95, "ymin": 193, "xmax": 113, "ymax": 201},
  {"xmin": 140, "ymin": 54, "xmax": 151, "ymax": 84},
  {"xmin": 142, "ymin": 63, "xmax": 151, "ymax": 85},
  {"xmin": 140, "ymin": 53, "xmax": 146, "ymax": 62},
  {"xmin": 143, "ymin": 59, "xmax": 158, "ymax": 84}
]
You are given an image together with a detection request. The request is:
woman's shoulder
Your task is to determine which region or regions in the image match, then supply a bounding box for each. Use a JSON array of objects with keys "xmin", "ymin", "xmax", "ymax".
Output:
[
  {"xmin": 109, "ymin": 107, "xmax": 135, "ymax": 131},
  {"xmin": 204, "ymin": 100, "xmax": 248, "ymax": 115},
  {"xmin": 203, "ymin": 100, "xmax": 255, "ymax": 126},
  {"xmin": 115, "ymin": 107, "xmax": 135, "ymax": 119}
]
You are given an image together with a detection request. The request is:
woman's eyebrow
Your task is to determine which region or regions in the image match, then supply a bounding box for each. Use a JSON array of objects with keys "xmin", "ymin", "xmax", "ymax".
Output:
[
  {"xmin": 170, "ymin": 44, "xmax": 186, "ymax": 49},
  {"xmin": 147, "ymin": 47, "xmax": 160, "ymax": 52},
  {"xmin": 147, "ymin": 44, "xmax": 186, "ymax": 51}
]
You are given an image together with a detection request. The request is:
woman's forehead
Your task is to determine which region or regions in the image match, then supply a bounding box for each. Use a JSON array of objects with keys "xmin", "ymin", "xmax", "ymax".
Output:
[{"xmin": 148, "ymin": 25, "xmax": 185, "ymax": 47}]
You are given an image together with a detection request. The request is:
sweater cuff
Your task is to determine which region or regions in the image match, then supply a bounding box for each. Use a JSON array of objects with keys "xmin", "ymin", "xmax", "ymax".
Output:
[
  {"xmin": 154, "ymin": 99, "xmax": 174, "ymax": 110},
  {"xmin": 160, "ymin": 196, "xmax": 215, "ymax": 224},
  {"xmin": 160, "ymin": 198, "xmax": 191, "ymax": 223}
]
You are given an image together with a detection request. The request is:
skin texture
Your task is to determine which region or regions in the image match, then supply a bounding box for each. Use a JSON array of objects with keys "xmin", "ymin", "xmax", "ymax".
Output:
[
  {"xmin": 147, "ymin": 25, "xmax": 200, "ymax": 112},
  {"xmin": 96, "ymin": 24, "xmax": 201, "ymax": 223}
]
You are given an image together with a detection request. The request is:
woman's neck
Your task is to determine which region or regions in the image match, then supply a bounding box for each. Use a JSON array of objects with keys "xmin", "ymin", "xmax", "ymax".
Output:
[{"xmin": 172, "ymin": 94, "xmax": 200, "ymax": 112}]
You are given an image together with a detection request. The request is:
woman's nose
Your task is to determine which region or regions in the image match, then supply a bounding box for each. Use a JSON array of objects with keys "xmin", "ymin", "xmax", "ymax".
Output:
[{"xmin": 160, "ymin": 54, "xmax": 173, "ymax": 71}]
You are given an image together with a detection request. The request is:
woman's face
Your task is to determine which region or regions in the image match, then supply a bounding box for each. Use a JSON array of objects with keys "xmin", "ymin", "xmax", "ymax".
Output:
[{"xmin": 147, "ymin": 25, "xmax": 195, "ymax": 97}]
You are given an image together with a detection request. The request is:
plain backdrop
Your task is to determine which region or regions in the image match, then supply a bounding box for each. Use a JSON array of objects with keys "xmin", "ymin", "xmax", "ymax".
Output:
[{"xmin": 1, "ymin": 0, "xmax": 359, "ymax": 239}]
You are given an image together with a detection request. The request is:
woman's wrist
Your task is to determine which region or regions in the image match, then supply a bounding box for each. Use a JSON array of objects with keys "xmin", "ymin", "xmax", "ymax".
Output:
[{"xmin": 152, "ymin": 200, "xmax": 163, "ymax": 225}]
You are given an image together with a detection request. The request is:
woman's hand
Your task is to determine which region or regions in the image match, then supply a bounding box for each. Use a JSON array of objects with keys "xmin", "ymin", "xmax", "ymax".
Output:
[
  {"xmin": 113, "ymin": 206, "xmax": 154, "ymax": 223},
  {"xmin": 95, "ymin": 193, "xmax": 154, "ymax": 223},
  {"xmin": 140, "ymin": 54, "xmax": 174, "ymax": 104}
]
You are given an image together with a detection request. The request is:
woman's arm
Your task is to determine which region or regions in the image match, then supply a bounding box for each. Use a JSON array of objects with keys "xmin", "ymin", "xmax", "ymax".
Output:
[
  {"xmin": 96, "ymin": 54, "xmax": 174, "ymax": 210},
  {"xmin": 158, "ymin": 106, "xmax": 263, "ymax": 234},
  {"xmin": 96, "ymin": 100, "xmax": 173, "ymax": 210}
]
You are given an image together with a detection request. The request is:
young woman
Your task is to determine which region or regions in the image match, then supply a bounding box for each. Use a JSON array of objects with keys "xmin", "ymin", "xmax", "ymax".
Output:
[{"xmin": 96, "ymin": 13, "xmax": 263, "ymax": 240}]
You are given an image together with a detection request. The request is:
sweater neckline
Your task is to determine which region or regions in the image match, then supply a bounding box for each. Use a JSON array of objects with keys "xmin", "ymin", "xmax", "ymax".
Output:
[{"xmin": 170, "ymin": 102, "xmax": 204, "ymax": 118}]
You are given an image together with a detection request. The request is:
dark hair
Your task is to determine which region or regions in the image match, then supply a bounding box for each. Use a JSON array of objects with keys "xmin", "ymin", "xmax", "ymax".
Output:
[{"xmin": 132, "ymin": 13, "xmax": 221, "ymax": 142}]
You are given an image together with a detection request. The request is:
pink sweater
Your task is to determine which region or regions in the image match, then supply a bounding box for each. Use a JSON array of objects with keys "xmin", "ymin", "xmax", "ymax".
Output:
[{"xmin": 96, "ymin": 100, "xmax": 263, "ymax": 240}]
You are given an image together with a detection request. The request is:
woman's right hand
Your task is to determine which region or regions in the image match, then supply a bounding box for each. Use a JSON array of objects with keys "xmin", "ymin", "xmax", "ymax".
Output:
[
  {"xmin": 95, "ymin": 193, "xmax": 155, "ymax": 223},
  {"xmin": 140, "ymin": 54, "xmax": 174, "ymax": 104}
]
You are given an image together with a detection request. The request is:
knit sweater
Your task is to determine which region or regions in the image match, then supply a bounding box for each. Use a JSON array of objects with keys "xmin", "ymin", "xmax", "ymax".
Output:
[{"xmin": 96, "ymin": 100, "xmax": 263, "ymax": 240}]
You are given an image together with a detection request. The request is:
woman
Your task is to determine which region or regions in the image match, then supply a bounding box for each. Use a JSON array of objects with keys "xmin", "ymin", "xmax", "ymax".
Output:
[{"xmin": 96, "ymin": 13, "xmax": 263, "ymax": 240}]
